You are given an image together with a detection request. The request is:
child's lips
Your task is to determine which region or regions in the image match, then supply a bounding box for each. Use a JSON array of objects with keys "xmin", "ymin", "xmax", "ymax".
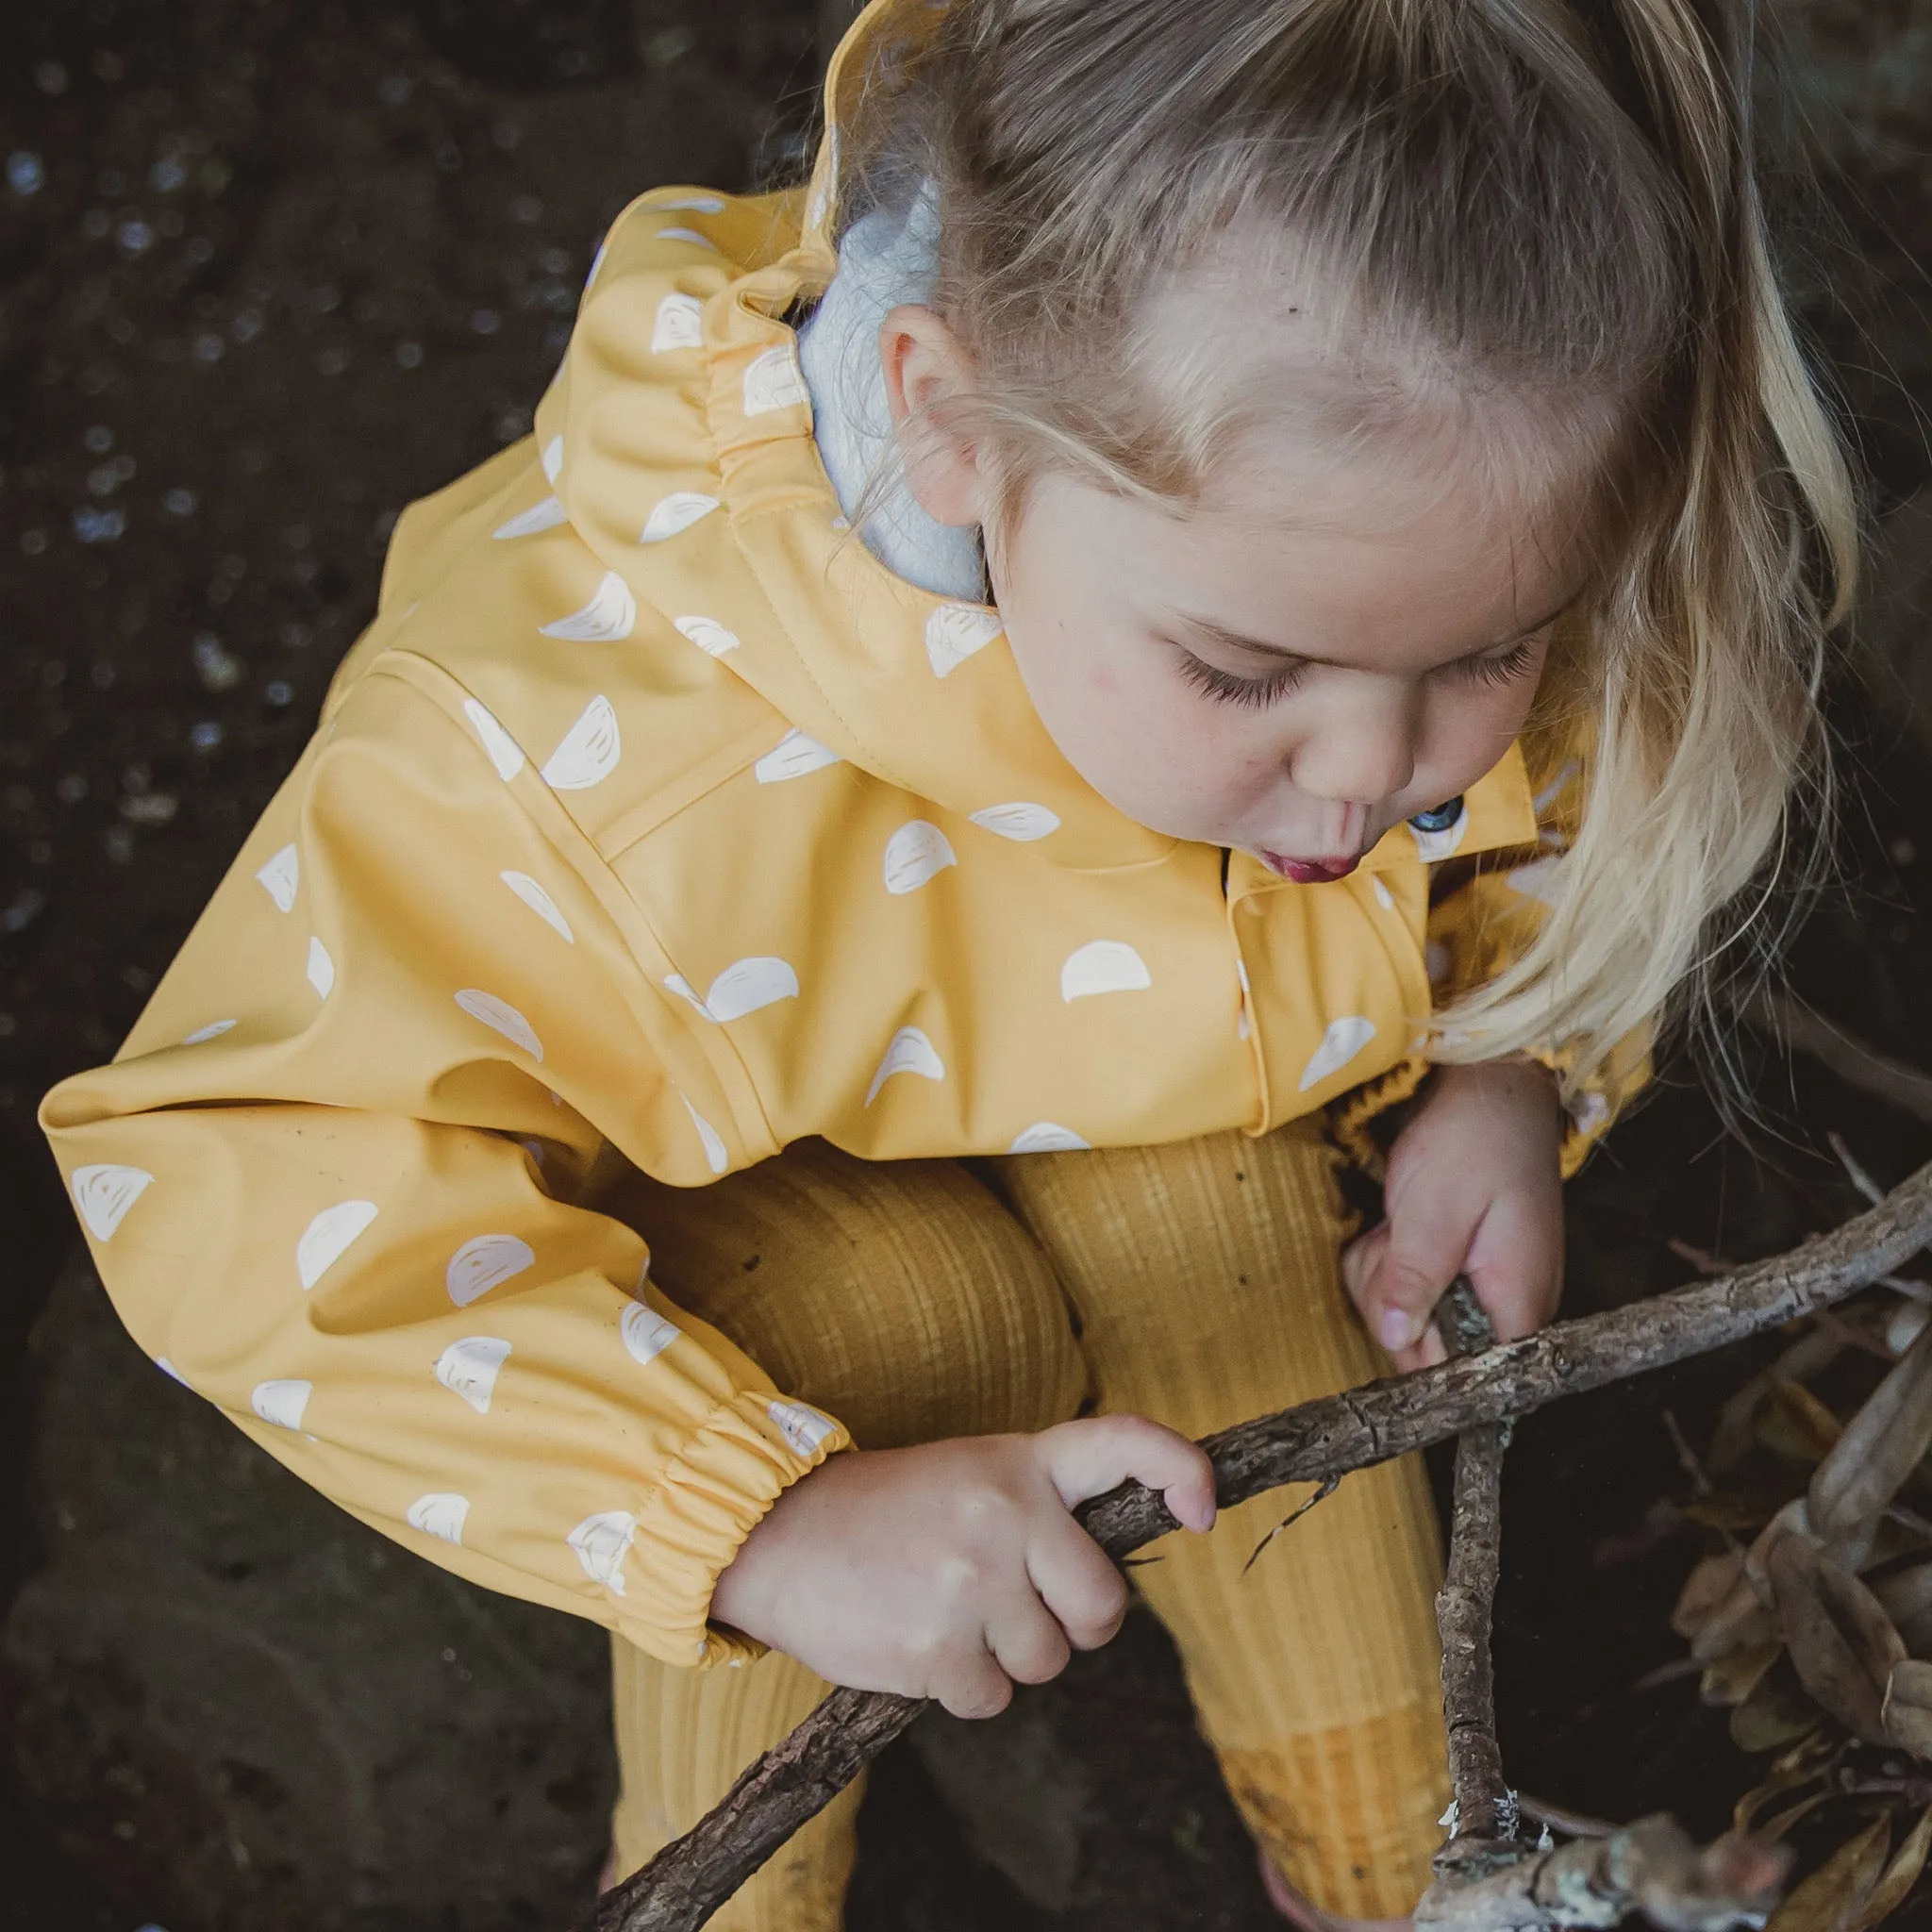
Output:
[{"xmin": 1260, "ymin": 851, "xmax": 1360, "ymax": 884}]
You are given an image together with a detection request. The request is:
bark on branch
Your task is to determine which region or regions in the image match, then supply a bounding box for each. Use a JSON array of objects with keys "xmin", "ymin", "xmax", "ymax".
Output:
[
  {"xmin": 1434, "ymin": 1281, "xmax": 1514, "ymax": 1845},
  {"xmin": 582, "ymin": 1156, "xmax": 1932, "ymax": 1932}
]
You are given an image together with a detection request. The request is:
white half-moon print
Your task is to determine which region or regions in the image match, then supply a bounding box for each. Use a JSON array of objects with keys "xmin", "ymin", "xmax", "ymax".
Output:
[
  {"xmin": 435, "ymin": 1336, "xmax": 512, "ymax": 1414},
  {"xmin": 865, "ymin": 1026, "xmax": 945, "ymax": 1105},
  {"xmin": 568, "ymin": 1509, "xmax": 637, "ymax": 1594},
  {"xmin": 1409, "ymin": 806, "xmax": 1470, "ymax": 862},
  {"xmin": 455, "ymin": 989, "xmax": 544, "ymax": 1061},
  {"xmin": 1008, "ymin": 1123, "xmax": 1091, "ymax": 1155},
  {"xmin": 650, "ymin": 291, "xmax": 705, "ymax": 354},
  {"xmin": 446, "ymin": 1232, "xmax": 535, "ymax": 1308},
  {"xmin": 924, "ymin": 604, "xmax": 1003, "ymax": 678},
  {"xmin": 1568, "ymin": 1091, "xmax": 1610, "ymax": 1138},
  {"xmin": 306, "ymin": 937, "xmax": 336, "ymax": 999},
  {"xmin": 662, "ymin": 974, "xmax": 709, "ymax": 1018},
  {"xmin": 181, "ymin": 1018, "xmax": 238, "ymax": 1045},
  {"xmin": 656, "ymin": 194, "xmax": 725, "ymax": 214},
  {"xmin": 1425, "ymin": 941, "xmax": 1451, "ymax": 986},
  {"xmin": 673, "ymin": 614, "xmax": 741, "ymax": 658},
  {"xmin": 71, "ymin": 1162, "xmax": 154, "ymax": 1242},
  {"xmin": 742, "ymin": 345, "xmax": 809, "ymax": 416},
  {"xmin": 499, "ymin": 870, "xmax": 575, "ymax": 942},
  {"xmin": 882, "ymin": 821, "xmax": 957, "ymax": 895},
  {"xmin": 680, "ymin": 1094, "xmax": 729, "ymax": 1174},
  {"xmin": 463, "ymin": 698, "xmax": 526, "ymax": 781},
  {"xmin": 407, "ymin": 1492, "xmax": 470, "ymax": 1546},
  {"xmin": 296, "ymin": 1199, "xmax": 378, "ymax": 1291},
  {"xmin": 640, "ymin": 491, "xmax": 720, "ymax": 543},
  {"xmin": 255, "ymin": 842, "xmax": 299, "ymax": 912},
  {"xmin": 755, "ymin": 729, "xmax": 840, "ymax": 784},
  {"xmin": 1298, "ymin": 1015, "xmax": 1376, "ymax": 1093},
  {"xmin": 541, "ymin": 570, "xmax": 637, "ymax": 642},
  {"xmin": 157, "ymin": 1357, "xmax": 190, "ymax": 1386},
  {"xmin": 1060, "ymin": 941, "xmax": 1152, "ymax": 1003},
  {"xmin": 540, "ymin": 695, "xmax": 621, "ymax": 791},
  {"xmin": 1534, "ymin": 760, "xmax": 1581, "ymax": 815},
  {"xmin": 1236, "ymin": 957, "xmax": 1252, "ymax": 1042},
  {"xmin": 968, "ymin": 802, "xmax": 1059, "ymax": 841},
  {"xmin": 1507, "ymin": 857, "xmax": 1565, "ymax": 907},
  {"xmin": 492, "ymin": 494, "xmax": 567, "ymax": 541},
  {"xmin": 658, "ymin": 225, "xmax": 718, "ymax": 250},
  {"xmin": 541, "ymin": 436, "xmax": 564, "ymax": 485},
  {"xmin": 621, "ymin": 1302, "xmax": 679, "ymax": 1365},
  {"xmin": 768, "ymin": 1399, "xmax": 838, "ymax": 1457},
  {"xmin": 1371, "ymin": 875, "xmax": 1396, "ymax": 912},
  {"xmin": 804, "ymin": 183, "xmax": 829, "ymax": 231},
  {"xmin": 251, "ymin": 1377, "xmax": 312, "ymax": 1431},
  {"xmin": 703, "ymin": 957, "xmax": 800, "ymax": 1023}
]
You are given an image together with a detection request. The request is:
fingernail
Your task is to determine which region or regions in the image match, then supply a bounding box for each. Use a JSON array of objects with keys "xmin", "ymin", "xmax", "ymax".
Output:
[{"xmin": 1378, "ymin": 1305, "xmax": 1416, "ymax": 1351}]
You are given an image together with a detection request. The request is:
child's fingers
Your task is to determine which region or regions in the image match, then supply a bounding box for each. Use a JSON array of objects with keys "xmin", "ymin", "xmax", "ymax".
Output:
[
  {"xmin": 1034, "ymin": 1414, "xmax": 1217, "ymax": 1533},
  {"xmin": 932, "ymin": 1644, "xmax": 1018, "ymax": 1721},
  {"xmin": 1026, "ymin": 1515, "xmax": 1130, "ymax": 1651},
  {"xmin": 986, "ymin": 1595, "xmax": 1074, "ymax": 1687},
  {"xmin": 1355, "ymin": 1194, "xmax": 1481, "ymax": 1358}
]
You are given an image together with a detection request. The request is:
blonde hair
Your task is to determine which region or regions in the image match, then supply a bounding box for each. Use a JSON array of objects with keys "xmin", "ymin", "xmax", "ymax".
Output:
[{"xmin": 826, "ymin": 0, "xmax": 1857, "ymax": 1095}]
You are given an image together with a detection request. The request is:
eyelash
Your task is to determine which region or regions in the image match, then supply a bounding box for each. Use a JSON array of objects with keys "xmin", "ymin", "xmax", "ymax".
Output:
[
  {"xmin": 1174, "ymin": 636, "xmax": 1542, "ymax": 710},
  {"xmin": 1174, "ymin": 652, "xmax": 1308, "ymax": 709},
  {"xmin": 1455, "ymin": 639, "xmax": 1542, "ymax": 690}
]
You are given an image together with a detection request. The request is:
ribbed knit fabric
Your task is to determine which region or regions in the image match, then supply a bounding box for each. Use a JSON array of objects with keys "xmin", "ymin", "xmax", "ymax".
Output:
[{"xmin": 602, "ymin": 1125, "xmax": 1446, "ymax": 1924}]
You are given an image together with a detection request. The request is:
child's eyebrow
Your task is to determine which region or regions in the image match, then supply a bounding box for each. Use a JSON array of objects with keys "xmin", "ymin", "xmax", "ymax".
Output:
[{"xmin": 1171, "ymin": 602, "xmax": 1571, "ymax": 669}]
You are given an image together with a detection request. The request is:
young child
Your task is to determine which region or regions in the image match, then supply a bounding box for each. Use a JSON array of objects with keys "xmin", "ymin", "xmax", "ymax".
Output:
[{"xmin": 42, "ymin": 0, "xmax": 1852, "ymax": 1923}]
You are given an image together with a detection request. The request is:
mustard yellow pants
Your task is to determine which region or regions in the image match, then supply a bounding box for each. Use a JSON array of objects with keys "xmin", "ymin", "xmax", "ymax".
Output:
[{"xmin": 600, "ymin": 1121, "xmax": 1448, "ymax": 1924}]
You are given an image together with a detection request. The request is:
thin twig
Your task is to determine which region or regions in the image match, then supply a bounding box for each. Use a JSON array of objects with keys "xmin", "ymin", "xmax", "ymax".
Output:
[
  {"xmin": 1517, "ymin": 1793, "xmax": 1618, "ymax": 1840},
  {"xmin": 1434, "ymin": 1279, "xmax": 1515, "ymax": 1846},
  {"xmin": 1243, "ymin": 1474, "xmax": 1341, "ymax": 1574},
  {"xmin": 1830, "ymin": 1129, "xmax": 1888, "ymax": 1208},
  {"xmin": 1749, "ymin": 987, "xmax": 1932, "ymax": 1124},
  {"xmin": 583, "ymin": 1156, "xmax": 1932, "ymax": 1932}
]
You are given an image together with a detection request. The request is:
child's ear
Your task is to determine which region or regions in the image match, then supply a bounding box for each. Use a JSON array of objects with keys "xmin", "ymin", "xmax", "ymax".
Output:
[{"xmin": 878, "ymin": 304, "xmax": 987, "ymax": 530}]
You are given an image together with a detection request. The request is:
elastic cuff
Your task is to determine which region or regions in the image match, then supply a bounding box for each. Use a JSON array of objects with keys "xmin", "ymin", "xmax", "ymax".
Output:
[
  {"xmin": 1327, "ymin": 1056, "xmax": 1432, "ymax": 1181},
  {"xmin": 614, "ymin": 1391, "xmax": 850, "ymax": 1668}
]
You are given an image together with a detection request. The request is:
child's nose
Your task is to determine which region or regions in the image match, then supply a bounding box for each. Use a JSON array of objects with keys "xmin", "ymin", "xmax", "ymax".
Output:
[{"xmin": 1289, "ymin": 714, "xmax": 1416, "ymax": 808}]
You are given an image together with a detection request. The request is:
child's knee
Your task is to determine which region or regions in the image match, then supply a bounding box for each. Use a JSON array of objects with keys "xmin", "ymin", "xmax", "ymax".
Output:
[{"xmin": 602, "ymin": 1141, "xmax": 1083, "ymax": 1446}]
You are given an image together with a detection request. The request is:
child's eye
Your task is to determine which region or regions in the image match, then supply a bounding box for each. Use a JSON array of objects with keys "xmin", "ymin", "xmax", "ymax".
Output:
[
  {"xmin": 1454, "ymin": 638, "xmax": 1542, "ymax": 690},
  {"xmin": 1174, "ymin": 650, "xmax": 1308, "ymax": 710}
]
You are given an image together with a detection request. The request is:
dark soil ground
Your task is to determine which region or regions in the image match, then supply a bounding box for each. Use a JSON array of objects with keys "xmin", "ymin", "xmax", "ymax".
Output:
[{"xmin": 6, "ymin": 4, "xmax": 1932, "ymax": 1930}]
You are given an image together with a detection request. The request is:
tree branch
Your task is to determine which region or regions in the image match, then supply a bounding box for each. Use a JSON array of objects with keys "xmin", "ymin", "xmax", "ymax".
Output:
[
  {"xmin": 1434, "ymin": 1280, "xmax": 1515, "ymax": 1845},
  {"xmin": 582, "ymin": 1156, "xmax": 1932, "ymax": 1932}
]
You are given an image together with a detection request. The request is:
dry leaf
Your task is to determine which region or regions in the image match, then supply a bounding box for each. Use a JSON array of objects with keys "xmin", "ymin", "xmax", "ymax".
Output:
[
  {"xmin": 1705, "ymin": 1641, "xmax": 1785, "ymax": 1708},
  {"xmin": 1750, "ymin": 1502, "xmax": 1824, "ymax": 1601},
  {"xmin": 1875, "ymin": 1565, "xmax": 1932, "ymax": 1657},
  {"xmin": 1735, "ymin": 1752, "xmax": 1835, "ymax": 1840},
  {"xmin": 1844, "ymin": 1806, "xmax": 1932, "ymax": 1932},
  {"xmin": 1768, "ymin": 1538, "xmax": 1907, "ymax": 1744},
  {"xmin": 1883, "ymin": 1659, "xmax": 1932, "ymax": 1758},
  {"xmin": 1811, "ymin": 1324, "xmax": 1932, "ymax": 1541},
  {"xmin": 1761, "ymin": 1377, "xmax": 1846, "ymax": 1467},
  {"xmin": 1764, "ymin": 1817, "xmax": 1890, "ymax": 1932},
  {"xmin": 1732, "ymin": 1664, "xmax": 1828, "ymax": 1754},
  {"xmin": 1713, "ymin": 1334, "xmax": 1847, "ymax": 1474},
  {"xmin": 1677, "ymin": 1550, "xmax": 1749, "ymax": 1639}
]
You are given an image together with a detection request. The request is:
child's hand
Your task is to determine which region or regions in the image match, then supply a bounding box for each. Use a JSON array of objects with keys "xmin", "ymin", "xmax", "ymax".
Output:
[
  {"xmin": 1341, "ymin": 1059, "xmax": 1564, "ymax": 1373},
  {"xmin": 708, "ymin": 1417, "xmax": 1215, "ymax": 1716}
]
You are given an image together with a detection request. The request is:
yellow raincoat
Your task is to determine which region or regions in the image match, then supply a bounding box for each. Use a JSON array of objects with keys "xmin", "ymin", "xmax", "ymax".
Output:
[{"xmin": 40, "ymin": 149, "xmax": 1635, "ymax": 1674}]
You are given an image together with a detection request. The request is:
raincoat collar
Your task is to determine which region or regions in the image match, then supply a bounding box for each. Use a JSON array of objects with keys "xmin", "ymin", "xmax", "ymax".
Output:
[{"xmin": 546, "ymin": 0, "xmax": 1539, "ymax": 874}]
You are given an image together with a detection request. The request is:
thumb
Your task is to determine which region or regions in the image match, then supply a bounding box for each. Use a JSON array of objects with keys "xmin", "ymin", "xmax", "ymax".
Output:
[
  {"xmin": 1035, "ymin": 1414, "xmax": 1218, "ymax": 1534},
  {"xmin": 1363, "ymin": 1199, "xmax": 1482, "ymax": 1357}
]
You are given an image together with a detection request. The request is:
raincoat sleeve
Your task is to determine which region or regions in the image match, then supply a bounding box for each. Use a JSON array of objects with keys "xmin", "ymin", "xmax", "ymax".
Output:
[
  {"xmin": 38, "ymin": 668, "xmax": 847, "ymax": 1669},
  {"xmin": 1334, "ymin": 731, "xmax": 1651, "ymax": 1179}
]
